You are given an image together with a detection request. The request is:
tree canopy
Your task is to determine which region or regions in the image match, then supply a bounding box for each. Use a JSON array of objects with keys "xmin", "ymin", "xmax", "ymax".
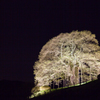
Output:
[{"xmin": 33, "ymin": 30, "xmax": 100, "ymax": 87}]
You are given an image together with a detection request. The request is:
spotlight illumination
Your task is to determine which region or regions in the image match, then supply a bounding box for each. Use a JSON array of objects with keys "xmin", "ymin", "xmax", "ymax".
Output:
[
  {"xmin": 32, "ymin": 30, "xmax": 100, "ymax": 99},
  {"xmin": 29, "ymin": 80, "xmax": 95, "ymax": 99}
]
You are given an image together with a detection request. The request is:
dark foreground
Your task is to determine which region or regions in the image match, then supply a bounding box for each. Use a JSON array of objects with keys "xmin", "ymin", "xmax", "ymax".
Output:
[
  {"xmin": 0, "ymin": 80, "xmax": 34, "ymax": 100},
  {"xmin": 0, "ymin": 80, "xmax": 100, "ymax": 100}
]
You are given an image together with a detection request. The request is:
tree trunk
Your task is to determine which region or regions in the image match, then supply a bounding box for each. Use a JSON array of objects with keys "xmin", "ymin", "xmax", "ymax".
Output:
[
  {"xmin": 53, "ymin": 80, "xmax": 54, "ymax": 89},
  {"xmin": 80, "ymin": 63, "xmax": 82, "ymax": 84},
  {"xmin": 72, "ymin": 66, "xmax": 75, "ymax": 85},
  {"xmin": 58, "ymin": 73, "xmax": 59, "ymax": 88},
  {"xmin": 90, "ymin": 66, "xmax": 91, "ymax": 81},
  {"xmin": 77, "ymin": 67, "xmax": 79, "ymax": 84},
  {"xmin": 81, "ymin": 69, "xmax": 82, "ymax": 84},
  {"xmin": 65, "ymin": 72, "xmax": 67, "ymax": 86},
  {"xmin": 75, "ymin": 66, "xmax": 79, "ymax": 84},
  {"xmin": 63, "ymin": 79, "xmax": 64, "ymax": 87}
]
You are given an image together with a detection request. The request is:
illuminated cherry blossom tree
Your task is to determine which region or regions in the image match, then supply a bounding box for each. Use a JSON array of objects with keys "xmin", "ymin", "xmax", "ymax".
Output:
[{"xmin": 33, "ymin": 30, "xmax": 100, "ymax": 87}]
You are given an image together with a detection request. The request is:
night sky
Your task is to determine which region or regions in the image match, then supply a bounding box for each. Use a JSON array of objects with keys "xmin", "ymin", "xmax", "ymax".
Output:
[{"xmin": 1, "ymin": 0, "xmax": 100, "ymax": 82}]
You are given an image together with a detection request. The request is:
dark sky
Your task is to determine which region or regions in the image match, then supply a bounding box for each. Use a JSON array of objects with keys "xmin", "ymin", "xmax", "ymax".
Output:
[{"xmin": 1, "ymin": 0, "xmax": 100, "ymax": 82}]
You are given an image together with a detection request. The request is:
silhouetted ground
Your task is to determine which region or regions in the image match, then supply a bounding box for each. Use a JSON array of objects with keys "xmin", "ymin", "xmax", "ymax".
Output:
[
  {"xmin": 29, "ymin": 80, "xmax": 100, "ymax": 100},
  {"xmin": 0, "ymin": 80, "xmax": 34, "ymax": 100},
  {"xmin": 0, "ymin": 79, "xmax": 100, "ymax": 100}
]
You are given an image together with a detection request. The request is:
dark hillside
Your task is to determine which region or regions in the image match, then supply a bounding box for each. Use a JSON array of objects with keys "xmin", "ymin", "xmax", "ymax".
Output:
[
  {"xmin": 0, "ymin": 79, "xmax": 100, "ymax": 100},
  {"xmin": 0, "ymin": 80, "xmax": 34, "ymax": 100},
  {"xmin": 30, "ymin": 80, "xmax": 100, "ymax": 100}
]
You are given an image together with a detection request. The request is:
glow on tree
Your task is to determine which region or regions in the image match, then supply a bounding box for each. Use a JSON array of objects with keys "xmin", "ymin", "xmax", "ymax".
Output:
[{"xmin": 33, "ymin": 30, "xmax": 100, "ymax": 88}]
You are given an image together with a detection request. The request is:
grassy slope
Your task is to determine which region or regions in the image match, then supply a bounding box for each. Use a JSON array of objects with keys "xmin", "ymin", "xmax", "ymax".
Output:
[{"xmin": 29, "ymin": 80, "xmax": 100, "ymax": 100}]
